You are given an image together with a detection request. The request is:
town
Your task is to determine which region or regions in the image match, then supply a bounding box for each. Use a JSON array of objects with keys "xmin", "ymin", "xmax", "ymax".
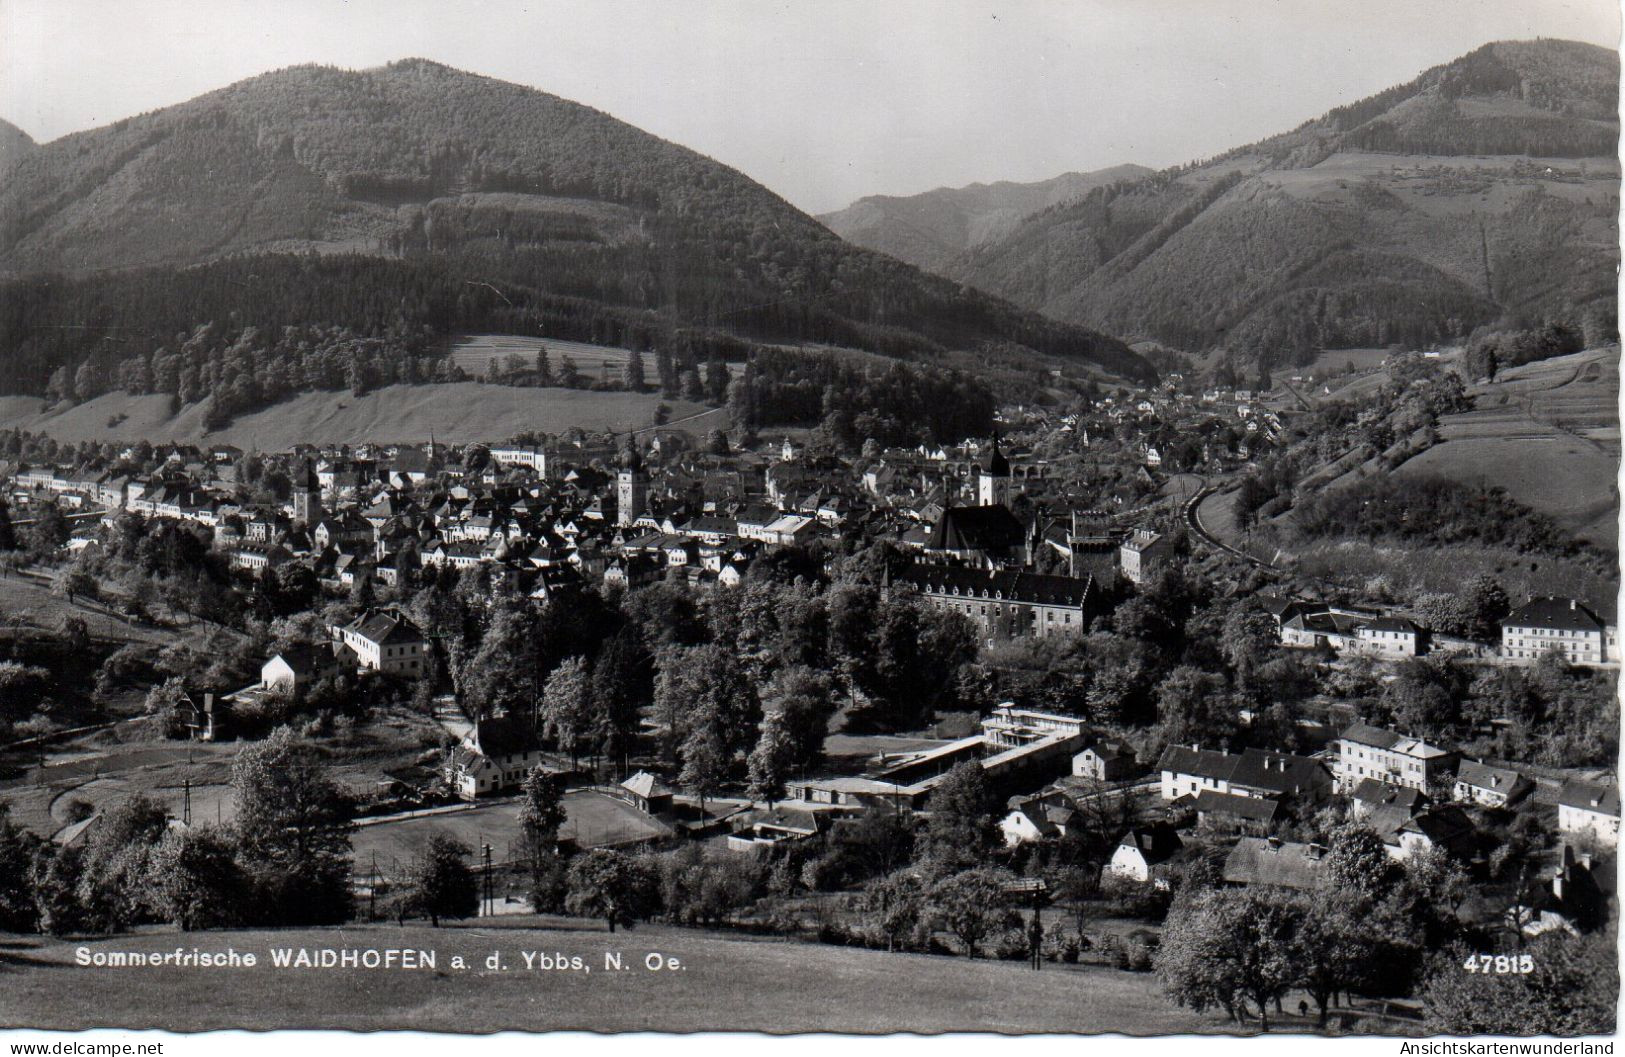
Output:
[{"xmin": 0, "ymin": 342, "xmax": 1615, "ymax": 1035}]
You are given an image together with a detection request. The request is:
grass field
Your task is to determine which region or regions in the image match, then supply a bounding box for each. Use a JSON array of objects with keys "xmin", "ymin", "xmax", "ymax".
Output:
[
  {"xmin": 352, "ymin": 792, "xmax": 671, "ymax": 876},
  {"xmin": 0, "ymin": 918, "xmax": 1213, "ymax": 1034},
  {"xmin": 0, "ymin": 572, "xmax": 180, "ymax": 646},
  {"xmin": 1394, "ymin": 348, "xmax": 1619, "ymax": 548},
  {"xmin": 0, "ymin": 383, "xmax": 721, "ymax": 448}
]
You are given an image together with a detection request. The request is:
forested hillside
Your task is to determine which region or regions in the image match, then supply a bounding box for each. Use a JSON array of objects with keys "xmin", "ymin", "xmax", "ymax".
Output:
[
  {"xmin": 0, "ymin": 120, "xmax": 33, "ymax": 175},
  {"xmin": 948, "ymin": 40, "xmax": 1619, "ymax": 366},
  {"xmin": 819, "ymin": 164, "xmax": 1152, "ymax": 273},
  {"xmin": 0, "ymin": 59, "xmax": 1152, "ymax": 417}
]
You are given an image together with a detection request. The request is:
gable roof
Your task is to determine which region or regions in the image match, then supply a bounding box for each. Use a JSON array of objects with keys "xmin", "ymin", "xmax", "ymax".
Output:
[
  {"xmin": 1502, "ymin": 597, "xmax": 1606, "ymax": 633},
  {"xmin": 621, "ymin": 770, "xmax": 674, "ymax": 800},
  {"xmin": 1222, "ymin": 837, "xmax": 1328, "ymax": 890},
  {"xmin": 467, "ymin": 715, "xmax": 540, "ymax": 759},
  {"xmin": 1192, "ymin": 789, "xmax": 1282, "ymax": 823},
  {"xmin": 1455, "ymin": 760, "xmax": 1527, "ymax": 794},
  {"xmin": 928, "ymin": 505, "xmax": 1026, "ymax": 553},
  {"xmin": 1558, "ymin": 779, "xmax": 1621, "ymax": 818},
  {"xmin": 1116, "ymin": 825, "xmax": 1183, "ymax": 865},
  {"xmin": 896, "ymin": 562, "xmax": 1097, "ymax": 609}
]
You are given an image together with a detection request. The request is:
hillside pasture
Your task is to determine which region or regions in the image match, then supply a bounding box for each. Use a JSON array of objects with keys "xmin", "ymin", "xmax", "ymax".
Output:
[
  {"xmin": 1394, "ymin": 347, "xmax": 1619, "ymax": 547},
  {"xmin": 0, "ymin": 383, "xmax": 718, "ymax": 448},
  {"xmin": 0, "ymin": 918, "xmax": 1211, "ymax": 1034}
]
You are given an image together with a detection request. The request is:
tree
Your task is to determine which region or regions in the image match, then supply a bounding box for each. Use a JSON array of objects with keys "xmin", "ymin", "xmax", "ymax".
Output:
[
  {"xmin": 0, "ymin": 801, "xmax": 40, "ymax": 933},
  {"xmin": 541, "ymin": 656, "xmax": 594, "ymax": 765},
  {"xmin": 929, "ymin": 868, "xmax": 1019, "ymax": 958},
  {"xmin": 678, "ymin": 722, "xmax": 727, "ymax": 820},
  {"xmin": 517, "ymin": 766, "xmax": 568, "ymax": 911},
  {"xmin": 625, "ymin": 349, "xmax": 645, "ymax": 391},
  {"xmin": 1423, "ymin": 934, "xmax": 1616, "ymax": 1036},
  {"xmin": 923, "ymin": 761, "xmax": 994, "ymax": 871},
  {"xmin": 405, "ymin": 833, "xmax": 478, "ymax": 926},
  {"xmin": 589, "ymin": 629, "xmax": 647, "ymax": 777},
  {"xmin": 231, "ymin": 726, "xmax": 355, "ymax": 926},
  {"xmin": 29, "ymin": 844, "xmax": 85, "ymax": 936},
  {"xmin": 1294, "ymin": 891, "xmax": 1371, "ymax": 1026},
  {"xmin": 1324, "ymin": 821, "xmax": 1400, "ymax": 902},
  {"xmin": 565, "ymin": 849, "xmax": 656, "ymax": 933},
  {"xmin": 77, "ymin": 794, "xmax": 170, "ymax": 933},
  {"xmin": 1157, "ymin": 887, "xmax": 1304, "ymax": 1030},
  {"xmin": 860, "ymin": 870, "xmax": 928, "ymax": 952},
  {"xmin": 924, "ymin": 762, "xmax": 998, "ymax": 868},
  {"xmin": 145, "ymin": 825, "xmax": 246, "ymax": 931},
  {"xmin": 746, "ymin": 707, "xmax": 797, "ymax": 805}
]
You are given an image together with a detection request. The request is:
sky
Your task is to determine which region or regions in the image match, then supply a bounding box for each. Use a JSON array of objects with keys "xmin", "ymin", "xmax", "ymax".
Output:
[{"xmin": 0, "ymin": 0, "xmax": 1618, "ymax": 215}]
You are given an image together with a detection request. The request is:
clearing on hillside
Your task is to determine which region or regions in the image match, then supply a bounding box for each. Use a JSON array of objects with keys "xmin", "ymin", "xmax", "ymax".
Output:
[
  {"xmin": 0, "ymin": 383, "xmax": 722, "ymax": 448},
  {"xmin": 1395, "ymin": 347, "xmax": 1620, "ymax": 548}
]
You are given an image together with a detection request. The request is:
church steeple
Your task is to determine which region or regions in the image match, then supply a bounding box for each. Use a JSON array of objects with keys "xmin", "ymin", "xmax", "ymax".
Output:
[{"xmin": 977, "ymin": 432, "xmax": 1011, "ymax": 507}]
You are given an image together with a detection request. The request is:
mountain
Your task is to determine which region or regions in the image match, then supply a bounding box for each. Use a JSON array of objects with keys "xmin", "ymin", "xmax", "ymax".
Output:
[
  {"xmin": 946, "ymin": 40, "xmax": 1619, "ymax": 366},
  {"xmin": 0, "ymin": 120, "xmax": 35, "ymax": 175},
  {"xmin": 819, "ymin": 164, "xmax": 1152, "ymax": 273},
  {"xmin": 0, "ymin": 59, "xmax": 1152, "ymax": 405}
]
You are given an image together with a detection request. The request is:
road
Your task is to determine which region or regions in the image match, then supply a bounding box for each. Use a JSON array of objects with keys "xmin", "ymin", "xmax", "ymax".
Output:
[{"xmin": 1183, "ymin": 484, "xmax": 1277, "ymax": 570}]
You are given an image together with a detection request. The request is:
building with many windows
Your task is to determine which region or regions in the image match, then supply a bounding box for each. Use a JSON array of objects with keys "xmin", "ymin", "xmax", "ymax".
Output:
[
  {"xmin": 889, "ymin": 563, "xmax": 1100, "ymax": 644},
  {"xmin": 1332, "ymin": 722, "xmax": 1457, "ymax": 794},
  {"xmin": 1500, "ymin": 597, "xmax": 1616, "ymax": 666}
]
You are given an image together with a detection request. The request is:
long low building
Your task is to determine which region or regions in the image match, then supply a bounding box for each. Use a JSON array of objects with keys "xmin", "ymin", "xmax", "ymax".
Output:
[{"xmin": 888, "ymin": 563, "xmax": 1104, "ymax": 645}]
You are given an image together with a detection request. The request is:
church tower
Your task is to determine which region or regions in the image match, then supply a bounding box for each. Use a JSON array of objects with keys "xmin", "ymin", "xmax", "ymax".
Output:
[
  {"xmin": 292, "ymin": 458, "xmax": 322, "ymax": 526},
  {"xmin": 616, "ymin": 444, "xmax": 648, "ymax": 527},
  {"xmin": 977, "ymin": 433, "xmax": 1011, "ymax": 507}
]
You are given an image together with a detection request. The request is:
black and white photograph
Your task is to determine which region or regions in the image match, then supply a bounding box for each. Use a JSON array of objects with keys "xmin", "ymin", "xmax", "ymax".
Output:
[{"xmin": 0, "ymin": 0, "xmax": 1619, "ymax": 1045}]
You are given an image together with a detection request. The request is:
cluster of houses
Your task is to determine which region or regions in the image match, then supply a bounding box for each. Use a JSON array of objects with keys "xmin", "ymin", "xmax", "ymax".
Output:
[
  {"xmin": 968, "ymin": 701, "xmax": 1618, "ymax": 939},
  {"xmin": 10, "ymin": 432, "xmax": 1195, "ymax": 650},
  {"xmin": 1265, "ymin": 595, "xmax": 1619, "ymax": 669}
]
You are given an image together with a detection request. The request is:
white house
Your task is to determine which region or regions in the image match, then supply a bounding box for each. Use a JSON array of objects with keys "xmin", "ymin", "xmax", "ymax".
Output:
[
  {"xmin": 446, "ymin": 716, "xmax": 545, "ymax": 800},
  {"xmin": 333, "ymin": 609, "xmax": 429, "ymax": 676},
  {"xmin": 1557, "ymin": 779, "xmax": 1620, "ymax": 849}
]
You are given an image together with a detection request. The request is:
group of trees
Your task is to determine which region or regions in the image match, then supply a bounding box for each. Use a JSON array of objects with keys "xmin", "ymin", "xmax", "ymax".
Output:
[
  {"xmin": 1158, "ymin": 822, "xmax": 1475, "ymax": 1030},
  {"xmin": 400, "ymin": 553, "xmax": 977, "ymax": 811},
  {"xmin": 1462, "ymin": 320, "xmax": 1588, "ymax": 380},
  {"xmin": 1292, "ymin": 474, "xmax": 1574, "ymax": 555},
  {"xmin": 3, "ymin": 727, "xmax": 354, "ymax": 936}
]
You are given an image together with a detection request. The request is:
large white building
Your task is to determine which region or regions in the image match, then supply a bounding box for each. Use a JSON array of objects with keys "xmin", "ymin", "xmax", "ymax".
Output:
[
  {"xmin": 332, "ymin": 609, "xmax": 429, "ymax": 676},
  {"xmin": 1332, "ymin": 723, "xmax": 1456, "ymax": 794},
  {"xmin": 1500, "ymin": 597, "xmax": 1616, "ymax": 666}
]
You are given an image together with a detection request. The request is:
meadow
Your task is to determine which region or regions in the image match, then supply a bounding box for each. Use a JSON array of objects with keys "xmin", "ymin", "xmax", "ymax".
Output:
[
  {"xmin": 352, "ymin": 791, "xmax": 670, "ymax": 876},
  {"xmin": 0, "ymin": 917, "xmax": 1210, "ymax": 1034},
  {"xmin": 0, "ymin": 383, "xmax": 720, "ymax": 448},
  {"xmin": 1395, "ymin": 347, "xmax": 1619, "ymax": 548}
]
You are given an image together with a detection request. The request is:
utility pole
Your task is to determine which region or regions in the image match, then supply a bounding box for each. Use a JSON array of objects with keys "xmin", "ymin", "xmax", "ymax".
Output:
[
  {"xmin": 182, "ymin": 778, "xmax": 191, "ymax": 826},
  {"xmin": 482, "ymin": 843, "xmax": 494, "ymax": 917}
]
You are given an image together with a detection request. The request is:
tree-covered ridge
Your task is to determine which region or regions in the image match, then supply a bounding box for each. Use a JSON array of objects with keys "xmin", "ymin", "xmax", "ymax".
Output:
[
  {"xmin": 0, "ymin": 119, "xmax": 35, "ymax": 176},
  {"xmin": 0, "ymin": 60, "xmax": 1154, "ymax": 393},
  {"xmin": 947, "ymin": 39, "xmax": 1619, "ymax": 366}
]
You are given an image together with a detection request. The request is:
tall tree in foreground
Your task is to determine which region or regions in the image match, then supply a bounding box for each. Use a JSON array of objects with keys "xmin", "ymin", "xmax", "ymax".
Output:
[
  {"xmin": 924, "ymin": 762, "xmax": 998, "ymax": 870},
  {"xmin": 564, "ymin": 849, "xmax": 657, "ymax": 933},
  {"xmin": 517, "ymin": 766, "xmax": 568, "ymax": 912},
  {"xmin": 231, "ymin": 725, "xmax": 355, "ymax": 926},
  {"xmin": 406, "ymin": 833, "xmax": 479, "ymax": 926},
  {"xmin": 1423, "ymin": 934, "xmax": 1617, "ymax": 1036},
  {"xmin": 145, "ymin": 825, "xmax": 246, "ymax": 932},
  {"xmin": 929, "ymin": 867, "xmax": 1019, "ymax": 958}
]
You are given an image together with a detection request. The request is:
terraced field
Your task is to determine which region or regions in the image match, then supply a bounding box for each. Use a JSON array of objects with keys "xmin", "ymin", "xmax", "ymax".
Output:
[{"xmin": 1396, "ymin": 347, "xmax": 1620, "ymax": 547}]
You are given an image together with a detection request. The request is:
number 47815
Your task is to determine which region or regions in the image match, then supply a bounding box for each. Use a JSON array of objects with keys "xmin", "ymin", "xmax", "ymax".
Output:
[{"xmin": 1464, "ymin": 953, "xmax": 1534, "ymax": 974}]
